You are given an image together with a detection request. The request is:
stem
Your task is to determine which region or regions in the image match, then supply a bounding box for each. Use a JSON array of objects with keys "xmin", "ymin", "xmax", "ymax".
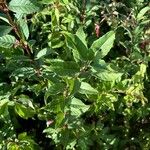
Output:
[
  {"xmin": 80, "ymin": 0, "xmax": 86, "ymax": 23},
  {"xmin": 1, "ymin": 2, "xmax": 32, "ymax": 57},
  {"xmin": 5, "ymin": 11, "xmax": 21, "ymax": 38}
]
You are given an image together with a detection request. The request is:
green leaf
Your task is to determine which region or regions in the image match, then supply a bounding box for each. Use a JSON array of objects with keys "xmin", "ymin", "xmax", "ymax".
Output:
[
  {"xmin": 45, "ymin": 98, "xmax": 64, "ymax": 113},
  {"xmin": 137, "ymin": 6, "xmax": 150, "ymax": 20},
  {"xmin": 76, "ymin": 26, "xmax": 87, "ymax": 48},
  {"xmin": 55, "ymin": 7, "xmax": 60, "ymax": 25},
  {"xmin": 15, "ymin": 13, "xmax": 24, "ymax": 20},
  {"xmin": 0, "ymin": 13, "xmax": 9, "ymax": 24},
  {"xmin": 15, "ymin": 103, "xmax": 35, "ymax": 119},
  {"xmin": 35, "ymin": 48, "xmax": 52, "ymax": 60},
  {"xmin": 39, "ymin": 0, "xmax": 53, "ymax": 4},
  {"xmin": 79, "ymin": 82, "xmax": 98, "ymax": 95},
  {"xmin": 63, "ymin": 32, "xmax": 80, "ymax": 62},
  {"xmin": 0, "ymin": 35, "xmax": 16, "ymax": 48},
  {"xmin": 9, "ymin": 0, "xmax": 41, "ymax": 14},
  {"xmin": 0, "ymin": 26, "xmax": 12, "ymax": 37},
  {"xmin": 74, "ymin": 35, "xmax": 89, "ymax": 60},
  {"xmin": 62, "ymin": 0, "xmax": 69, "ymax": 4},
  {"xmin": 50, "ymin": 33, "xmax": 64, "ymax": 49},
  {"xmin": 133, "ymin": 63, "xmax": 147, "ymax": 82},
  {"xmin": 45, "ymin": 82, "xmax": 66, "ymax": 100},
  {"xmin": 0, "ymin": 99, "xmax": 9, "ymax": 115},
  {"xmin": 91, "ymin": 67, "xmax": 123, "ymax": 82},
  {"xmin": 7, "ymin": 143, "xmax": 19, "ymax": 150},
  {"xmin": 18, "ymin": 19, "xmax": 29, "ymax": 40},
  {"xmin": 43, "ymin": 59, "xmax": 80, "ymax": 76},
  {"xmin": 67, "ymin": 78, "xmax": 81, "ymax": 95},
  {"xmin": 62, "ymin": 31, "xmax": 75, "ymax": 48},
  {"xmin": 139, "ymin": 63, "xmax": 146, "ymax": 78},
  {"xmin": 69, "ymin": 97, "xmax": 90, "ymax": 116},
  {"xmin": 11, "ymin": 67, "xmax": 35, "ymax": 78},
  {"xmin": 55, "ymin": 112, "xmax": 65, "ymax": 127},
  {"xmin": 16, "ymin": 95, "xmax": 34, "ymax": 109},
  {"xmin": 90, "ymin": 31, "xmax": 115, "ymax": 58},
  {"xmin": 18, "ymin": 132, "xmax": 27, "ymax": 140},
  {"xmin": 62, "ymin": 31, "xmax": 91, "ymax": 61}
]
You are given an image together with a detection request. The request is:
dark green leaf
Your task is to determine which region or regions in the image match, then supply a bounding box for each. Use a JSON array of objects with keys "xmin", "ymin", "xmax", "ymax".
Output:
[
  {"xmin": 0, "ymin": 26, "xmax": 12, "ymax": 37},
  {"xmin": 0, "ymin": 13, "xmax": 9, "ymax": 24}
]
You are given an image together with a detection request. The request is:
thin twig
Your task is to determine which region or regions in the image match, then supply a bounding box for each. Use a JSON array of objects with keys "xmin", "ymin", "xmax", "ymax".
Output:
[{"xmin": 1, "ymin": 1, "xmax": 32, "ymax": 57}]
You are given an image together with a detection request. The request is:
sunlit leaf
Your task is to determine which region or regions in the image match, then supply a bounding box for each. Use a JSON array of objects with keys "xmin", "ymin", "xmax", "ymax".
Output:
[
  {"xmin": 0, "ymin": 35, "xmax": 16, "ymax": 48},
  {"xmin": 79, "ymin": 82, "xmax": 98, "ymax": 95},
  {"xmin": 90, "ymin": 31, "xmax": 115, "ymax": 58},
  {"xmin": 9, "ymin": 0, "xmax": 41, "ymax": 14}
]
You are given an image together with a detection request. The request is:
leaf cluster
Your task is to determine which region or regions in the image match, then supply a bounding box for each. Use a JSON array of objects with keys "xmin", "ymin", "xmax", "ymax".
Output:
[{"xmin": 0, "ymin": 0, "xmax": 150, "ymax": 149}]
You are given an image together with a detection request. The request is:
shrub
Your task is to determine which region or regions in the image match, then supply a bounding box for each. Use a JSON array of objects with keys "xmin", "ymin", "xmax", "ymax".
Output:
[{"xmin": 0, "ymin": 0, "xmax": 150, "ymax": 149}]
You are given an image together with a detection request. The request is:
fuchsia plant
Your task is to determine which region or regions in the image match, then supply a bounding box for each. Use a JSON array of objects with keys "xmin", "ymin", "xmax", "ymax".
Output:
[{"xmin": 0, "ymin": 0, "xmax": 150, "ymax": 149}]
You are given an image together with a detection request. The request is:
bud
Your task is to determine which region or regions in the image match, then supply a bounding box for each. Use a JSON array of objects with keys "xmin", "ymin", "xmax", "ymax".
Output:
[
  {"xmin": 95, "ymin": 23, "xmax": 100, "ymax": 37},
  {"xmin": 46, "ymin": 120, "xmax": 54, "ymax": 127},
  {"xmin": 14, "ymin": 40, "xmax": 20, "ymax": 48}
]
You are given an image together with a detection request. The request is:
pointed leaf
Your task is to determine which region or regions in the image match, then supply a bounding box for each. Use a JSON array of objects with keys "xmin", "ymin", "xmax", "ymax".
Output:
[
  {"xmin": 11, "ymin": 67, "xmax": 35, "ymax": 78},
  {"xmin": 90, "ymin": 31, "xmax": 115, "ymax": 58},
  {"xmin": 67, "ymin": 78, "xmax": 81, "ymax": 95},
  {"xmin": 0, "ymin": 99, "xmax": 9, "ymax": 115},
  {"xmin": 55, "ymin": 112, "xmax": 65, "ymax": 127},
  {"xmin": 69, "ymin": 97, "xmax": 90, "ymax": 116},
  {"xmin": 9, "ymin": 0, "xmax": 41, "ymax": 14},
  {"xmin": 62, "ymin": 31, "xmax": 91, "ymax": 61},
  {"xmin": 76, "ymin": 26, "xmax": 87, "ymax": 47},
  {"xmin": 91, "ymin": 67, "xmax": 123, "ymax": 82},
  {"xmin": 79, "ymin": 82, "xmax": 98, "ymax": 95},
  {"xmin": 35, "ymin": 48, "xmax": 51, "ymax": 60},
  {"xmin": 18, "ymin": 19, "xmax": 29, "ymax": 40},
  {"xmin": 15, "ymin": 103, "xmax": 35, "ymax": 119},
  {"xmin": 45, "ymin": 82, "xmax": 66, "ymax": 100},
  {"xmin": 0, "ymin": 13, "xmax": 9, "ymax": 24},
  {"xmin": 137, "ymin": 6, "xmax": 150, "ymax": 20},
  {"xmin": 55, "ymin": 7, "xmax": 60, "ymax": 24},
  {"xmin": 0, "ymin": 25, "xmax": 12, "ymax": 37},
  {"xmin": 43, "ymin": 59, "xmax": 80, "ymax": 76},
  {"xmin": 0, "ymin": 35, "xmax": 16, "ymax": 48},
  {"xmin": 74, "ymin": 35, "xmax": 89, "ymax": 60}
]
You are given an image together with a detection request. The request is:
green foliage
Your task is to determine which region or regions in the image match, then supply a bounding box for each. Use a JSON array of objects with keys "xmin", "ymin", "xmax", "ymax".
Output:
[
  {"xmin": 9, "ymin": 0, "xmax": 41, "ymax": 14},
  {"xmin": 0, "ymin": 0, "xmax": 150, "ymax": 149},
  {"xmin": 0, "ymin": 35, "xmax": 16, "ymax": 48}
]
